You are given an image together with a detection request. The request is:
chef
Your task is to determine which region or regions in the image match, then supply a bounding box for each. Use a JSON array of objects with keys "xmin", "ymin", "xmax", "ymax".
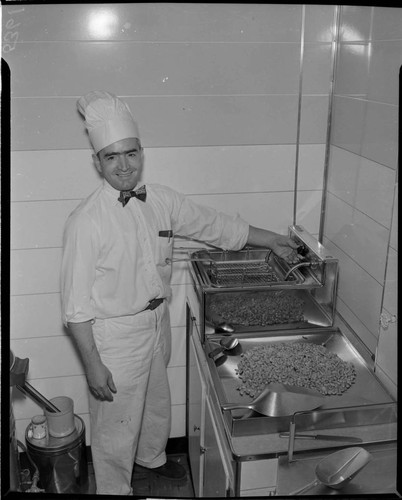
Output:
[{"xmin": 61, "ymin": 90, "xmax": 300, "ymax": 495}]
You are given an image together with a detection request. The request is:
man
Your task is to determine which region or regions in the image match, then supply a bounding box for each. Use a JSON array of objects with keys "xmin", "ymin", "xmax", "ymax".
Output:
[{"xmin": 61, "ymin": 91, "xmax": 300, "ymax": 495}]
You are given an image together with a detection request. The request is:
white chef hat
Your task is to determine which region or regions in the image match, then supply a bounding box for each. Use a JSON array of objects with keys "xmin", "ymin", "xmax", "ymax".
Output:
[{"xmin": 77, "ymin": 91, "xmax": 140, "ymax": 153}]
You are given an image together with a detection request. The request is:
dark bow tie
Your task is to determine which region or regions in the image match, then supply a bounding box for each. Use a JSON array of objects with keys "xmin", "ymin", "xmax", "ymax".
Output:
[{"xmin": 118, "ymin": 185, "xmax": 147, "ymax": 206}]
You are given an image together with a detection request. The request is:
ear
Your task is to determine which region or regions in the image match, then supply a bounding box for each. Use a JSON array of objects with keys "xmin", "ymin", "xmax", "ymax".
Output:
[{"xmin": 92, "ymin": 153, "xmax": 102, "ymax": 175}]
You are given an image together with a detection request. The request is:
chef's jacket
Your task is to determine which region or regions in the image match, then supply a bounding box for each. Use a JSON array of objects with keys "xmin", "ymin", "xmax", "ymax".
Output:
[{"xmin": 61, "ymin": 180, "xmax": 249, "ymax": 325}]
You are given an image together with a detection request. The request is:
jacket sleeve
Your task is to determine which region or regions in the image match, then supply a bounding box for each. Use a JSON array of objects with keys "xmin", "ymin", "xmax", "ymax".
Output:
[
  {"xmin": 60, "ymin": 211, "xmax": 98, "ymax": 326},
  {"xmin": 163, "ymin": 187, "xmax": 250, "ymax": 251}
]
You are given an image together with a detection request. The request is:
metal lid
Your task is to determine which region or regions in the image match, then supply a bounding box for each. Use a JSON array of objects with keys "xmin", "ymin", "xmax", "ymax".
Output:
[{"xmin": 26, "ymin": 415, "xmax": 84, "ymax": 453}]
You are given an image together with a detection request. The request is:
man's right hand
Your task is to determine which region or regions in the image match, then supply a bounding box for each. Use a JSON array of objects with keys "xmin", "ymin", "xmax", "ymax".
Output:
[
  {"xmin": 87, "ymin": 360, "xmax": 117, "ymax": 401},
  {"xmin": 67, "ymin": 320, "xmax": 117, "ymax": 402}
]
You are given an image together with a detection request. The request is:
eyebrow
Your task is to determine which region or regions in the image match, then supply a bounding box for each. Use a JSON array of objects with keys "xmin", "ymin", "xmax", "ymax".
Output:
[{"xmin": 104, "ymin": 148, "xmax": 140, "ymax": 158}]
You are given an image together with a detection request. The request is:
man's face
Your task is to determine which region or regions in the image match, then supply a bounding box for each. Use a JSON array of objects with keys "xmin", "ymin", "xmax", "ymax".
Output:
[{"xmin": 93, "ymin": 137, "xmax": 144, "ymax": 192}]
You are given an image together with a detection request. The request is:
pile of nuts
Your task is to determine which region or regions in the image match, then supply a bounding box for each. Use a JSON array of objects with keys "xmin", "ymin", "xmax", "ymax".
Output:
[
  {"xmin": 210, "ymin": 291, "xmax": 305, "ymax": 326},
  {"xmin": 236, "ymin": 341, "xmax": 357, "ymax": 397}
]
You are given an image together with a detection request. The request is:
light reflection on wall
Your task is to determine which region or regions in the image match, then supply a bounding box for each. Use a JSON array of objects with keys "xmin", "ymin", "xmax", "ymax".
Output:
[{"xmin": 88, "ymin": 9, "xmax": 119, "ymax": 39}]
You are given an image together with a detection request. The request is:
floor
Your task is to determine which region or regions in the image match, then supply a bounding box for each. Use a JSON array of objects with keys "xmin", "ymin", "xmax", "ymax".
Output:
[
  {"xmin": 20, "ymin": 437, "xmax": 194, "ymax": 497},
  {"xmin": 88, "ymin": 453, "xmax": 195, "ymax": 497}
]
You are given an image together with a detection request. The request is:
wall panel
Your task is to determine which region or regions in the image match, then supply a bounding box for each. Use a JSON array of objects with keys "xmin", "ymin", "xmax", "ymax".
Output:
[
  {"xmin": 11, "ymin": 95, "xmax": 300, "ymax": 151},
  {"xmin": 189, "ymin": 192, "xmax": 295, "ymax": 234},
  {"xmin": 11, "ymin": 248, "xmax": 62, "ymax": 295},
  {"xmin": 325, "ymin": 193, "xmax": 389, "ymax": 285},
  {"xmin": 3, "ymin": 3, "xmax": 302, "ymax": 43},
  {"xmin": 11, "ymin": 293, "xmax": 65, "ymax": 339},
  {"xmin": 6, "ymin": 42, "xmax": 301, "ymax": 97},
  {"xmin": 11, "ymin": 200, "xmax": 80, "ymax": 250},
  {"xmin": 327, "ymin": 147, "xmax": 395, "ymax": 227},
  {"xmin": 323, "ymin": 236, "xmax": 383, "ymax": 343},
  {"xmin": 331, "ymin": 96, "xmax": 398, "ymax": 169},
  {"xmin": 12, "ymin": 145, "xmax": 298, "ymax": 202}
]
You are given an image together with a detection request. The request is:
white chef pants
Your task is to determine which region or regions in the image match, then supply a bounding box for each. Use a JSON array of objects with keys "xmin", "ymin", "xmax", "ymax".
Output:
[{"xmin": 89, "ymin": 302, "xmax": 172, "ymax": 495}]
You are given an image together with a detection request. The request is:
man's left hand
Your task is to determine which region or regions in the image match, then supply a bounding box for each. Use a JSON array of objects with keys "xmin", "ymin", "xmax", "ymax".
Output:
[{"xmin": 270, "ymin": 235, "xmax": 300, "ymax": 264}]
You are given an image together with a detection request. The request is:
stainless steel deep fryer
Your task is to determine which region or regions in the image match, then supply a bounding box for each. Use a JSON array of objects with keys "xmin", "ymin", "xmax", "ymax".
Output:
[{"xmin": 188, "ymin": 225, "xmax": 339, "ymax": 337}]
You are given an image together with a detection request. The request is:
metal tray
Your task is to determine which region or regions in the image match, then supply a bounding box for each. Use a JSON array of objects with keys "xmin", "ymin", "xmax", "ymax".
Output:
[
  {"xmin": 205, "ymin": 328, "xmax": 395, "ymax": 437},
  {"xmin": 192, "ymin": 248, "xmax": 307, "ymax": 288}
]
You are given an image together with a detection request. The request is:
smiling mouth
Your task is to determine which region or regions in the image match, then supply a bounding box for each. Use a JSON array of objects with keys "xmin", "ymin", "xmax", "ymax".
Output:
[{"xmin": 117, "ymin": 172, "xmax": 134, "ymax": 177}]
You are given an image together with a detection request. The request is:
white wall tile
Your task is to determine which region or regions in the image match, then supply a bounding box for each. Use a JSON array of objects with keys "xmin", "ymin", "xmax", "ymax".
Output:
[
  {"xmin": 295, "ymin": 190, "xmax": 323, "ymax": 235},
  {"xmin": 170, "ymin": 404, "xmax": 186, "ymax": 438},
  {"xmin": 11, "ymin": 150, "xmax": 100, "ymax": 202},
  {"xmin": 169, "ymin": 326, "xmax": 186, "ymax": 368},
  {"xmin": 323, "ymin": 236, "xmax": 383, "ymax": 342},
  {"xmin": 167, "ymin": 366, "xmax": 186, "ymax": 406},
  {"xmin": 11, "ymin": 336, "xmax": 84, "ymax": 380},
  {"xmin": 327, "ymin": 147, "xmax": 395, "ymax": 228},
  {"xmin": 12, "ymin": 145, "xmax": 298, "ymax": 202},
  {"xmin": 11, "ymin": 248, "xmax": 62, "ymax": 295},
  {"xmin": 339, "ymin": 6, "xmax": 373, "ymax": 42},
  {"xmin": 188, "ymin": 192, "xmax": 295, "ymax": 235},
  {"xmin": 11, "ymin": 200, "xmax": 80, "ymax": 250},
  {"xmin": 6, "ymin": 41, "xmax": 301, "ymax": 97},
  {"xmin": 2, "ymin": 3, "xmax": 303, "ymax": 43},
  {"xmin": 303, "ymin": 43, "xmax": 333, "ymax": 94},
  {"xmin": 335, "ymin": 42, "xmax": 370, "ymax": 98},
  {"xmin": 331, "ymin": 96, "xmax": 398, "ymax": 170},
  {"xmin": 304, "ymin": 4, "xmax": 336, "ymax": 43},
  {"xmin": 324, "ymin": 193, "xmax": 389, "ymax": 284},
  {"xmin": 371, "ymin": 7, "xmax": 402, "ymax": 40},
  {"xmin": 11, "ymin": 293, "xmax": 65, "ymax": 339},
  {"xmin": 299, "ymin": 95, "xmax": 330, "ymax": 144},
  {"xmin": 143, "ymin": 145, "xmax": 297, "ymax": 195},
  {"xmin": 297, "ymin": 145, "xmax": 326, "ymax": 190},
  {"xmin": 168, "ymin": 284, "xmax": 187, "ymax": 327},
  {"xmin": 367, "ymin": 41, "xmax": 402, "ymax": 105},
  {"xmin": 10, "ymin": 95, "xmax": 300, "ymax": 151}
]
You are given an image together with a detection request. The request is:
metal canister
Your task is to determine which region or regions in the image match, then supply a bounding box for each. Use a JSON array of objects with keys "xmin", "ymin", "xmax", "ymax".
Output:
[
  {"xmin": 25, "ymin": 414, "xmax": 89, "ymax": 494},
  {"xmin": 10, "ymin": 405, "xmax": 21, "ymax": 492}
]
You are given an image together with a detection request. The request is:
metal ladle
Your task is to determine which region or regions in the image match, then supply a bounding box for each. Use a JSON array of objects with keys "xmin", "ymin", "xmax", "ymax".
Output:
[
  {"xmin": 289, "ymin": 447, "xmax": 372, "ymax": 495},
  {"xmin": 208, "ymin": 337, "xmax": 239, "ymax": 358}
]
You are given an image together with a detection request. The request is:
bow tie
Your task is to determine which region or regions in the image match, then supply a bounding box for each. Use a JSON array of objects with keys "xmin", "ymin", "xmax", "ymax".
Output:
[{"xmin": 118, "ymin": 185, "xmax": 147, "ymax": 206}]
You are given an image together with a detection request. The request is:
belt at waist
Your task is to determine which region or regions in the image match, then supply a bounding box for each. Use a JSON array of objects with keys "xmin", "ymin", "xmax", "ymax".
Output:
[{"xmin": 144, "ymin": 298, "xmax": 164, "ymax": 311}]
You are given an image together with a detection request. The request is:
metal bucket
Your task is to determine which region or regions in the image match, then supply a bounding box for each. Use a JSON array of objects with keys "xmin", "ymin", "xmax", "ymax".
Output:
[
  {"xmin": 25, "ymin": 414, "xmax": 89, "ymax": 494},
  {"xmin": 10, "ymin": 406, "xmax": 21, "ymax": 491}
]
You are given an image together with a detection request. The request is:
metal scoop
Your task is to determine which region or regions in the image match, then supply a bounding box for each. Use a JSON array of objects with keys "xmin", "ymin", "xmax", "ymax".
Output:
[
  {"xmin": 221, "ymin": 383, "xmax": 325, "ymax": 417},
  {"xmin": 290, "ymin": 447, "xmax": 372, "ymax": 495},
  {"xmin": 208, "ymin": 337, "xmax": 239, "ymax": 358}
]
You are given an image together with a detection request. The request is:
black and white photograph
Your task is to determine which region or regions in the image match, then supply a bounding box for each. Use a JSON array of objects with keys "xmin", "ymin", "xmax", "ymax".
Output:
[{"xmin": 3, "ymin": 2, "xmax": 400, "ymax": 498}]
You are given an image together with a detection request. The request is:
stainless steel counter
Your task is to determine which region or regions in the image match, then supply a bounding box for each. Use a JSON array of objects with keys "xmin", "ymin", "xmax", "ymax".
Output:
[
  {"xmin": 205, "ymin": 328, "xmax": 396, "ymax": 439},
  {"xmin": 276, "ymin": 441, "xmax": 398, "ymax": 496}
]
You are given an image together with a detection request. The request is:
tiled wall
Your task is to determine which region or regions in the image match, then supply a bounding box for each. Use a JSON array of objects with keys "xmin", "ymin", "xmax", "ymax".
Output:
[
  {"xmin": 323, "ymin": 6, "xmax": 400, "ymax": 398},
  {"xmin": 5, "ymin": 3, "xmax": 335, "ymax": 442}
]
